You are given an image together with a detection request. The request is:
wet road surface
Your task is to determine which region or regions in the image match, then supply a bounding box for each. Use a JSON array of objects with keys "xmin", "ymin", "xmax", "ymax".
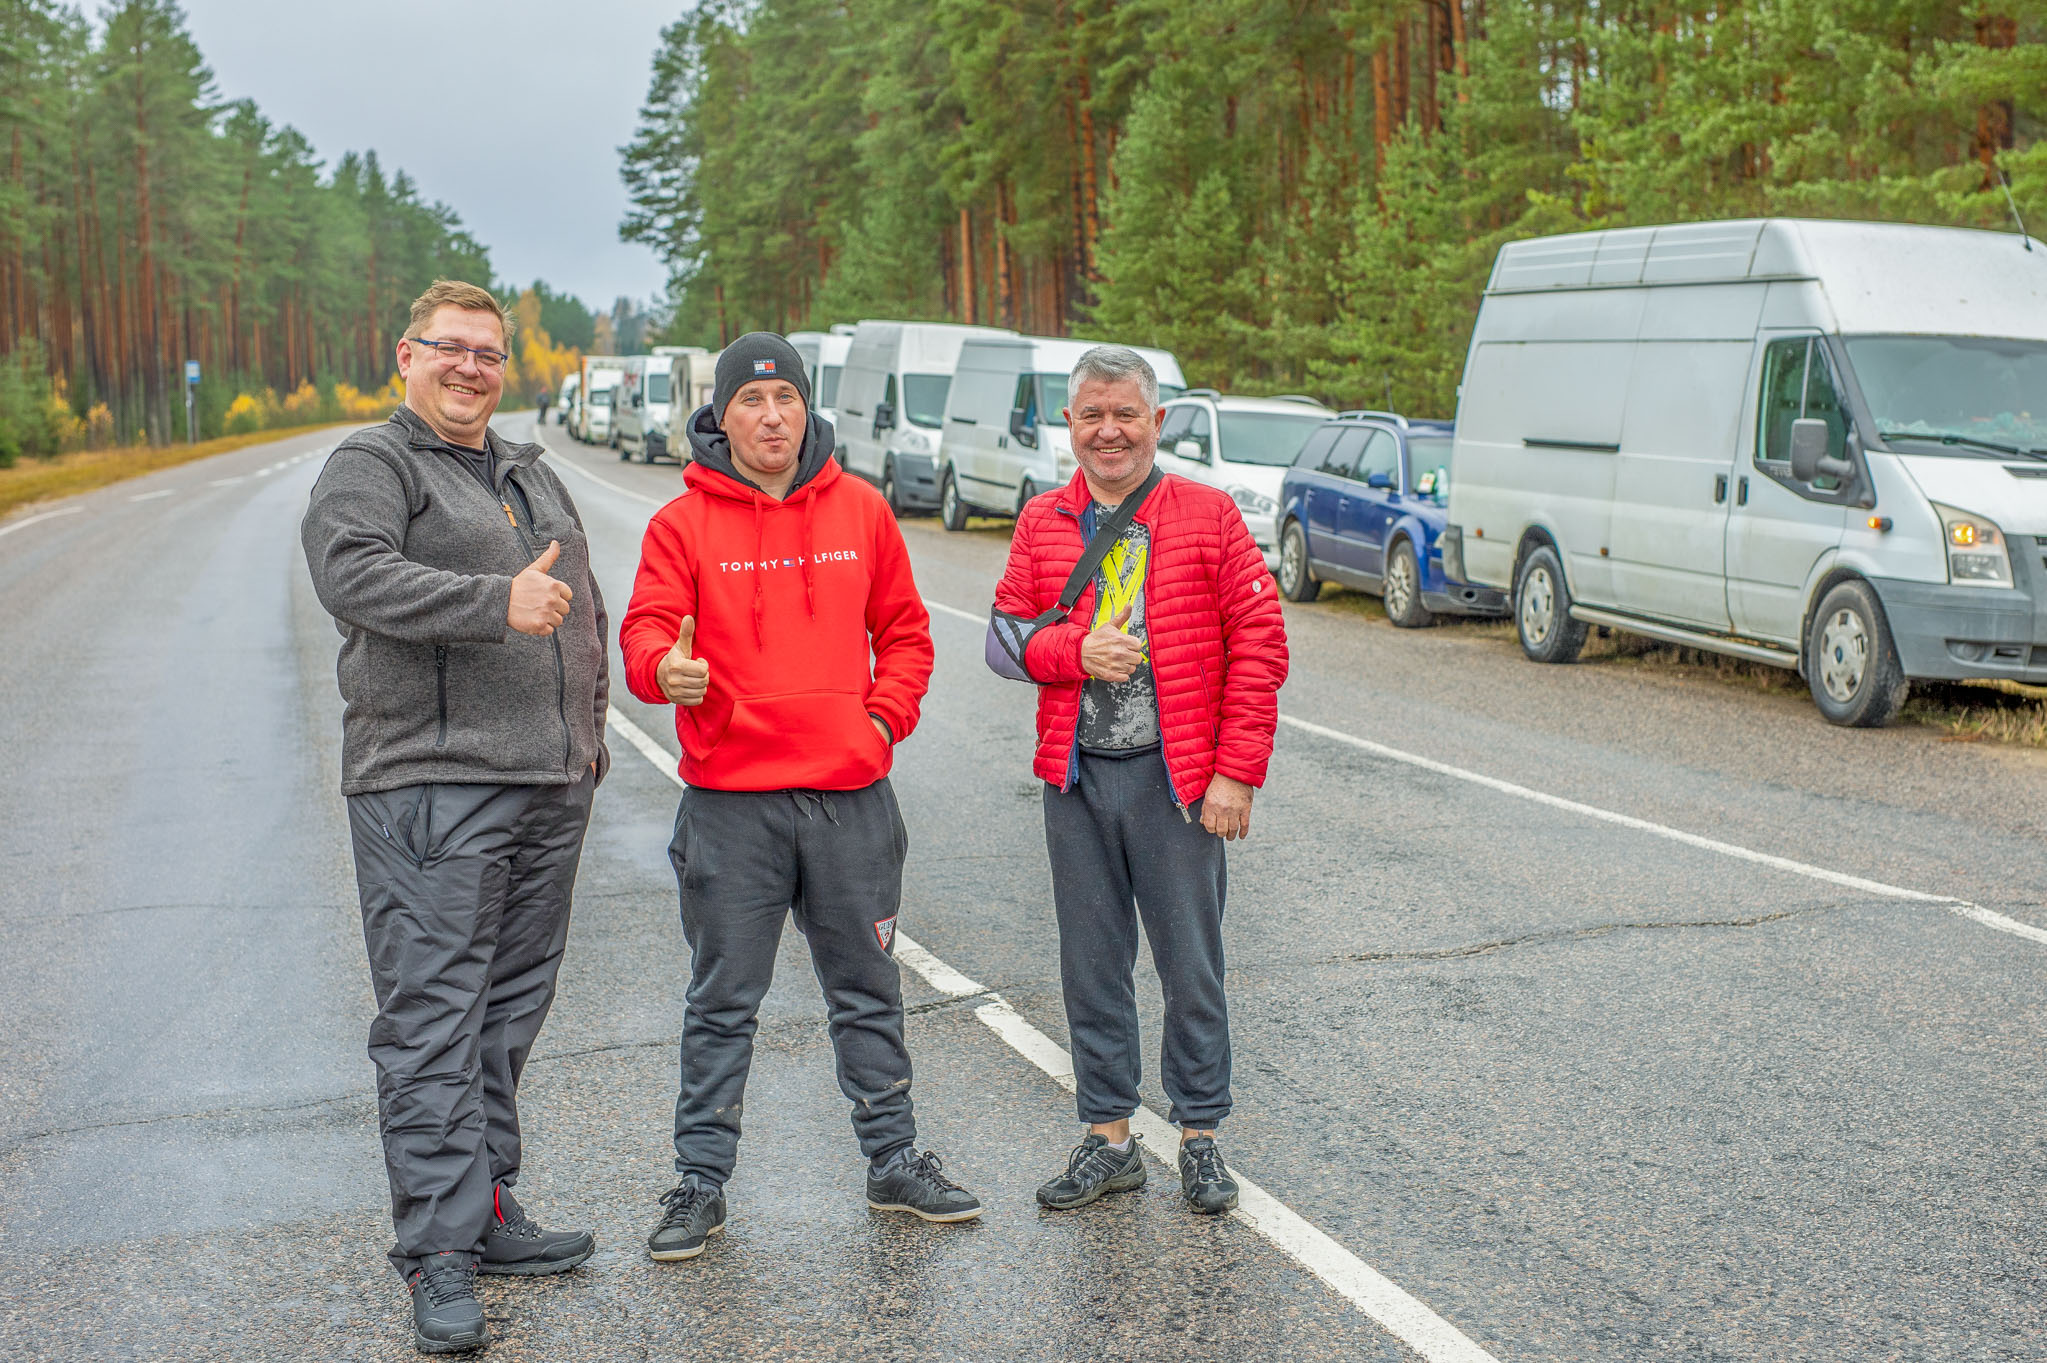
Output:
[{"xmin": 1, "ymin": 419, "xmax": 2041, "ymax": 1361}]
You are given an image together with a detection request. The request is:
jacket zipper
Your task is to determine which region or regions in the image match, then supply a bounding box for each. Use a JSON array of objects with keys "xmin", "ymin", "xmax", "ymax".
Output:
[
  {"xmin": 504, "ymin": 474, "xmax": 574, "ymax": 773},
  {"xmin": 434, "ymin": 645, "xmax": 449, "ymax": 748}
]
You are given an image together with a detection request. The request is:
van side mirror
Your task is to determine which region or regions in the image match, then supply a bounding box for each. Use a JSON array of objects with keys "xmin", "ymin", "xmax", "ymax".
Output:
[
  {"xmin": 1789, "ymin": 417, "xmax": 1853, "ymax": 483},
  {"xmin": 1009, "ymin": 406, "xmax": 1036, "ymax": 448},
  {"xmin": 873, "ymin": 401, "xmax": 895, "ymax": 433},
  {"xmin": 1173, "ymin": 439, "xmax": 1204, "ymax": 461}
]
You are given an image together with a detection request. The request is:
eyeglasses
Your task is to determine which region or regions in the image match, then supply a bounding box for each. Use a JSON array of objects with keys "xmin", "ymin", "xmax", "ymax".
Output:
[{"xmin": 410, "ymin": 337, "xmax": 508, "ymax": 370}]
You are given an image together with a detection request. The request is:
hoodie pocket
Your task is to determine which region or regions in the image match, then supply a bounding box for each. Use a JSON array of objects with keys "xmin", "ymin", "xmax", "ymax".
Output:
[{"xmin": 716, "ymin": 689, "xmax": 890, "ymax": 786}]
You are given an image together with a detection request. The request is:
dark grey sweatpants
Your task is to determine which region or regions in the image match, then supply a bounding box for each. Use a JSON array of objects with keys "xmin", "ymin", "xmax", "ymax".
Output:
[
  {"xmin": 668, "ymin": 780, "xmax": 915, "ymax": 1186},
  {"xmin": 1044, "ymin": 751, "xmax": 1231, "ymax": 1129},
  {"xmin": 345, "ymin": 772, "xmax": 594, "ymax": 1278}
]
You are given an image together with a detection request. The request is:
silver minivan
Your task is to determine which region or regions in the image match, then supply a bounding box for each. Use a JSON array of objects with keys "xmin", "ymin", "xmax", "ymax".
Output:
[
  {"xmin": 936, "ymin": 335, "xmax": 1186, "ymax": 528},
  {"xmin": 1445, "ymin": 217, "xmax": 2047, "ymax": 726}
]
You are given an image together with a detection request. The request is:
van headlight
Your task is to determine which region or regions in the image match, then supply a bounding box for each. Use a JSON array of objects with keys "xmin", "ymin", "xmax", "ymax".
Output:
[
  {"xmin": 1934, "ymin": 503, "xmax": 2013, "ymax": 588},
  {"xmin": 1227, "ymin": 485, "xmax": 1277, "ymax": 517},
  {"xmin": 897, "ymin": 428, "xmax": 935, "ymax": 456}
]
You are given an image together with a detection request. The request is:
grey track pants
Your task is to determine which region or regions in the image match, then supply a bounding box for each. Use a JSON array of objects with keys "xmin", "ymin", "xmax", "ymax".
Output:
[
  {"xmin": 345, "ymin": 771, "xmax": 594, "ymax": 1278},
  {"xmin": 668, "ymin": 780, "xmax": 915, "ymax": 1186},
  {"xmin": 1043, "ymin": 751, "xmax": 1231, "ymax": 1129}
]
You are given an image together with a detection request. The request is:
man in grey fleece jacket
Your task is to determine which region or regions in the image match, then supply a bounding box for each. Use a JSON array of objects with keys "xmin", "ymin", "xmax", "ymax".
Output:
[{"xmin": 300, "ymin": 281, "xmax": 607, "ymax": 1356}]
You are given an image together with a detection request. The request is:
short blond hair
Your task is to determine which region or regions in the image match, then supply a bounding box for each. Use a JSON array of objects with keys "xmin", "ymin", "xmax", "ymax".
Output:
[{"xmin": 405, "ymin": 279, "xmax": 513, "ymax": 346}]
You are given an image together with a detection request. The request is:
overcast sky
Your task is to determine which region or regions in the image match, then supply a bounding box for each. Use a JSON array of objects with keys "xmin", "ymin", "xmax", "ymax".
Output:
[{"xmin": 180, "ymin": 0, "xmax": 681, "ymax": 311}]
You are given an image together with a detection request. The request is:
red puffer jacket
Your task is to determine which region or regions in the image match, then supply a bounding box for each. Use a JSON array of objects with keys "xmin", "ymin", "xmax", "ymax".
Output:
[{"xmin": 991, "ymin": 469, "xmax": 1288, "ymax": 805}]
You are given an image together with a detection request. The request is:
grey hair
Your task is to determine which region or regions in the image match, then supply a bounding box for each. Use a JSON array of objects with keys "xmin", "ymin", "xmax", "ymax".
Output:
[{"xmin": 1069, "ymin": 345, "xmax": 1158, "ymax": 409}]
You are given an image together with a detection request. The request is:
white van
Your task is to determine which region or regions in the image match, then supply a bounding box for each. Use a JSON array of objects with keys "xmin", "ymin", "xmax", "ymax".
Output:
[
  {"xmin": 789, "ymin": 326, "xmax": 854, "ymax": 436},
  {"xmin": 554, "ymin": 372, "xmax": 578, "ymax": 426},
  {"xmin": 575, "ymin": 356, "xmax": 625, "ymax": 444},
  {"xmin": 836, "ymin": 320, "xmax": 1016, "ymax": 512},
  {"xmin": 935, "ymin": 335, "xmax": 1186, "ymax": 528},
  {"xmin": 1444, "ymin": 217, "xmax": 2047, "ymax": 726}
]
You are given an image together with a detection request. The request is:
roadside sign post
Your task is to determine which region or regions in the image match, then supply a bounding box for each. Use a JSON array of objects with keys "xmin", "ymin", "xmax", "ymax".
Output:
[{"xmin": 184, "ymin": 360, "xmax": 200, "ymax": 444}]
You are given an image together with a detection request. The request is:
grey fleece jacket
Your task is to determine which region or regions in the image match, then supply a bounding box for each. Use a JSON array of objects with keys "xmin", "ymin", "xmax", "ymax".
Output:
[{"xmin": 302, "ymin": 406, "xmax": 610, "ymax": 795}]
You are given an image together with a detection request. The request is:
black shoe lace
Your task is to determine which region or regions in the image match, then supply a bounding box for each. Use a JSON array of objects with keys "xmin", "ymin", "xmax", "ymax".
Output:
[
  {"xmin": 414, "ymin": 1261, "xmax": 474, "ymax": 1307},
  {"xmin": 657, "ymin": 1181, "xmax": 715, "ymax": 1229},
  {"xmin": 1068, "ymin": 1137, "xmax": 1134, "ymax": 1183},
  {"xmin": 1185, "ymin": 1142, "xmax": 1227, "ymax": 1187},
  {"xmin": 900, "ymin": 1150, "xmax": 962, "ymax": 1194}
]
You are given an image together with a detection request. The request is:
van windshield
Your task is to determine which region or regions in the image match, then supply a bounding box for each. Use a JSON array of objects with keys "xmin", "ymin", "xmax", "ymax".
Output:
[
  {"xmin": 1218, "ymin": 411, "xmax": 1328, "ymax": 467},
  {"xmin": 647, "ymin": 374, "xmax": 669, "ymax": 403},
  {"xmin": 902, "ymin": 374, "xmax": 950, "ymax": 428},
  {"xmin": 590, "ymin": 389, "xmax": 613, "ymax": 407},
  {"xmin": 818, "ymin": 365, "xmax": 842, "ymax": 408},
  {"xmin": 1847, "ymin": 335, "xmax": 2047, "ymax": 454},
  {"xmin": 1040, "ymin": 373, "xmax": 1182, "ymax": 426}
]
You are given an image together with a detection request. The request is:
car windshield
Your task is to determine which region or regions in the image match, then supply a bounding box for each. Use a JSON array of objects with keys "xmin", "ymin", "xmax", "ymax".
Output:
[
  {"xmin": 902, "ymin": 374, "xmax": 950, "ymax": 429},
  {"xmin": 647, "ymin": 374, "xmax": 669, "ymax": 403},
  {"xmin": 818, "ymin": 365, "xmax": 841, "ymax": 408},
  {"xmin": 1407, "ymin": 436, "xmax": 1453, "ymax": 499},
  {"xmin": 1218, "ymin": 411, "xmax": 1327, "ymax": 466},
  {"xmin": 1845, "ymin": 335, "xmax": 2047, "ymax": 454}
]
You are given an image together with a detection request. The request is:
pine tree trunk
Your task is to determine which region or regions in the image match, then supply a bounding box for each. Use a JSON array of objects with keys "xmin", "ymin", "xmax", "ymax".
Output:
[
  {"xmin": 1073, "ymin": 7, "xmax": 1101, "ymax": 284},
  {"xmin": 959, "ymin": 206, "xmax": 977, "ymax": 323},
  {"xmin": 995, "ymin": 183, "xmax": 1015, "ymax": 329},
  {"xmin": 133, "ymin": 54, "xmax": 164, "ymax": 444},
  {"xmin": 1975, "ymin": 12, "xmax": 2017, "ymax": 189},
  {"xmin": 1450, "ymin": 0, "xmax": 1469, "ymax": 90},
  {"xmin": 1372, "ymin": 44, "xmax": 1393, "ymax": 172},
  {"xmin": 1393, "ymin": 17, "xmax": 1410, "ymax": 131}
]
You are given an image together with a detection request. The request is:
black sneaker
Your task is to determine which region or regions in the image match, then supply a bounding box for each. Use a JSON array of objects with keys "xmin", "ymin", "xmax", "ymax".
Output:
[
  {"xmin": 866, "ymin": 1149, "xmax": 984, "ymax": 1223},
  {"xmin": 480, "ymin": 1184, "xmax": 595, "ymax": 1276},
  {"xmin": 408, "ymin": 1252, "xmax": 486, "ymax": 1355},
  {"xmin": 1036, "ymin": 1133, "xmax": 1147, "ymax": 1211},
  {"xmin": 1177, "ymin": 1136, "xmax": 1239, "ymax": 1214},
  {"xmin": 647, "ymin": 1178, "xmax": 726, "ymax": 1262}
]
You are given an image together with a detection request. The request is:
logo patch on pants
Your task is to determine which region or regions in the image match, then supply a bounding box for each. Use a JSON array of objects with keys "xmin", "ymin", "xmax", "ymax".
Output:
[{"xmin": 873, "ymin": 916, "xmax": 897, "ymax": 951}]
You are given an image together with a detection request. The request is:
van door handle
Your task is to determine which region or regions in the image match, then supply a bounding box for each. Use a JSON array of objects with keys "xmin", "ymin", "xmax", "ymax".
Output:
[
  {"xmin": 997, "ymin": 435, "xmax": 1007, "ymax": 449},
  {"xmin": 1714, "ymin": 474, "xmax": 1728, "ymax": 504},
  {"xmin": 1737, "ymin": 476, "xmax": 1749, "ymax": 506}
]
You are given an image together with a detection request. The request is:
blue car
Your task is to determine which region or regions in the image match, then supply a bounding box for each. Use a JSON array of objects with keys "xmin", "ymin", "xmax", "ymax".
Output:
[{"xmin": 1275, "ymin": 412, "xmax": 1509, "ymax": 627}]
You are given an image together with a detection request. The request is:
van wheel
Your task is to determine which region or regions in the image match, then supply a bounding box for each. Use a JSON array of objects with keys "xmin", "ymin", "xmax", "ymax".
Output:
[
  {"xmin": 882, "ymin": 459, "xmax": 905, "ymax": 516},
  {"xmin": 1015, "ymin": 478, "xmax": 1036, "ymax": 517},
  {"xmin": 1384, "ymin": 538, "xmax": 1434, "ymax": 629},
  {"xmin": 1277, "ymin": 521, "xmax": 1320, "ymax": 602},
  {"xmin": 618, "ymin": 440, "xmax": 630, "ymax": 462},
  {"xmin": 1515, "ymin": 544, "xmax": 1587, "ymax": 663},
  {"xmin": 940, "ymin": 469, "xmax": 969, "ymax": 531},
  {"xmin": 1807, "ymin": 580, "xmax": 1908, "ymax": 727}
]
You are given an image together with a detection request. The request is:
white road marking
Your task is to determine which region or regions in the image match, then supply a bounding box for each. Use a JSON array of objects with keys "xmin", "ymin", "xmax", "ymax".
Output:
[
  {"xmin": 604, "ymin": 696, "xmax": 1498, "ymax": 1363},
  {"xmin": 0, "ymin": 505, "xmax": 86, "ymax": 540},
  {"xmin": 1276, "ymin": 713, "xmax": 2047, "ymax": 947},
  {"xmin": 543, "ymin": 443, "xmax": 667, "ymax": 507},
  {"xmin": 210, "ymin": 477, "xmax": 246, "ymax": 487},
  {"xmin": 127, "ymin": 489, "xmax": 174, "ymax": 503},
  {"xmin": 548, "ymin": 429, "xmax": 2038, "ymax": 953}
]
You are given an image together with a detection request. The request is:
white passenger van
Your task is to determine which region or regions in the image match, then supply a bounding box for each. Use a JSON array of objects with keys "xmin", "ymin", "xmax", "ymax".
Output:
[
  {"xmin": 575, "ymin": 356, "xmax": 625, "ymax": 444},
  {"xmin": 789, "ymin": 325, "xmax": 854, "ymax": 437},
  {"xmin": 1444, "ymin": 218, "xmax": 2047, "ymax": 726},
  {"xmin": 935, "ymin": 335, "xmax": 1186, "ymax": 529},
  {"xmin": 836, "ymin": 320, "xmax": 1016, "ymax": 513}
]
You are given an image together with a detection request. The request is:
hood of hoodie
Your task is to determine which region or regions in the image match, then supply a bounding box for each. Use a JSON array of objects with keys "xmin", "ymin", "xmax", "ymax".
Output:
[{"xmin": 682, "ymin": 402, "xmax": 838, "ymax": 503}]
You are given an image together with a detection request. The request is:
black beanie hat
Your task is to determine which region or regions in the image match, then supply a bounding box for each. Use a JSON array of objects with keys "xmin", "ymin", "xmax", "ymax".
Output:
[{"xmin": 712, "ymin": 332, "xmax": 810, "ymax": 423}]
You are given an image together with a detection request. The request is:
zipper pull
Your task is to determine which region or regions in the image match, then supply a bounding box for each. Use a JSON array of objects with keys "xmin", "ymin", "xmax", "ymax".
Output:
[{"xmin": 503, "ymin": 502, "xmax": 517, "ymax": 527}]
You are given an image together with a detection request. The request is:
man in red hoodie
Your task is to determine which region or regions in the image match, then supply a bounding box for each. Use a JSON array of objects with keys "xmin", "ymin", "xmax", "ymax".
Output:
[{"xmin": 621, "ymin": 332, "xmax": 982, "ymax": 1261}]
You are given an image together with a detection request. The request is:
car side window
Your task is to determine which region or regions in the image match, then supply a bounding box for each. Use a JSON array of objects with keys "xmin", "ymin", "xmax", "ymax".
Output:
[
  {"xmin": 1356, "ymin": 429, "xmax": 1400, "ymax": 485},
  {"xmin": 1158, "ymin": 406, "xmax": 1194, "ymax": 450},
  {"xmin": 1294, "ymin": 427, "xmax": 1341, "ymax": 471},
  {"xmin": 1183, "ymin": 408, "xmax": 1214, "ymax": 459},
  {"xmin": 1758, "ymin": 337, "xmax": 1848, "ymax": 463},
  {"xmin": 1321, "ymin": 428, "xmax": 1367, "ymax": 478}
]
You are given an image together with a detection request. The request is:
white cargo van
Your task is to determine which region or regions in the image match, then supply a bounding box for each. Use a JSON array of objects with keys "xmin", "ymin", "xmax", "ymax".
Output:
[
  {"xmin": 789, "ymin": 326, "xmax": 854, "ymax": 438},
  {"xmin": 576, "ymin": 356, "xmax": 625, "ymax": 444},
  {"xmin": 935, "ymin": 335, "xmax": 1186, "ymax": 528},
  {"xmin": 836, "ymin": 320, "xmax": 1016, "ymax": 512},
  {"xmin": 554, "ymin": 372, "xmax": 578, "ymax": 426},
  {"xmin": 1444, "ymin": 218, "xmax": 2047, "ymax": 726}
]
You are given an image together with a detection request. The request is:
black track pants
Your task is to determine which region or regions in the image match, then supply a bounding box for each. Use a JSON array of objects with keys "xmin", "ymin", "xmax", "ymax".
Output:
[
  {"xmin": 345, "ymin": 771, "xmax": 594, "ymax": 1278},
  {"xmin": 668, "ymin": 780, "xmax": 915, "ymax": 1186},
  {"xmin": 1043, "ymin": 752, "xmax": 1231, "ymax": 1129}
]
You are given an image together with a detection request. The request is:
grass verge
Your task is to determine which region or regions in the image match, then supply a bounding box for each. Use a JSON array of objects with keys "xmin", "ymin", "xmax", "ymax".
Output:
[{"xmin": 0, "ymin": 421, "xmax": 357, "ymax": 521}]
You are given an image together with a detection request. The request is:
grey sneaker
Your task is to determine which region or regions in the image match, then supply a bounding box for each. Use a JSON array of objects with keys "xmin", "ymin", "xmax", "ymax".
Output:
[
  {"xmin": 1036, "ymin": 1133, "xmax": 1147, "ymax": 1211},
  {"xmin": 480, "ymin": 1185, "xmax": 595, "ymax": 1276},
  {"xmin": 647, "ymin": 1179, "xmax": 726, "ymax": 1262},
  {"xmin": 866, "ymin": 1149, "xmax": 984, "ymax": 1223},
  {"xmin": 408, "ymin": 1252, "xmax": 486, "ymax": 1355},
  {"xmin": 1177, "ymin": 1136, "xmax": 1239, "ymax": 1214}
]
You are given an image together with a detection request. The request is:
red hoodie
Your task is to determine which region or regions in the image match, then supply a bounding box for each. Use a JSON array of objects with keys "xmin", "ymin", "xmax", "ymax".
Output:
[{"xmin": 620, "ymin": 434, "xmax": 933, "ymax": 792}]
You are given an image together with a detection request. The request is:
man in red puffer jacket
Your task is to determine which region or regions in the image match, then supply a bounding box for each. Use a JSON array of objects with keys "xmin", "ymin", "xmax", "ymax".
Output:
[
  {"xmin": 987, "ymin": 345, "xmax": 1288, "ymax": 1216},
  {"xmin": 621, "ymin": 333, "xmax": 983, "ymax": 1263}
]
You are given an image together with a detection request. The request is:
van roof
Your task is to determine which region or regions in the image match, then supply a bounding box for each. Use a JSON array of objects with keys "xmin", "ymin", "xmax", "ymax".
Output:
[
  {"xmin": 958, "ymin": 334, "xmax": 1187, "ymax": 387},
  {"xmin": 1488, "ymin": 218, "xmax": 2047, "ymax": 339}
]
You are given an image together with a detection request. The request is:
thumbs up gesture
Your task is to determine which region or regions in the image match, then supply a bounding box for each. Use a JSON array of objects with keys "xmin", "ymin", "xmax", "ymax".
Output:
[
  {"xmin": 1080, "ymin": 604, "xmax": 1145, "ymax": 683},
  {"xmin": 508, "ymin": 541, "xmax": 574, "ymax": 636},
  {"xmin": 658, "ymin": 615, "xmax": 711, "ymax": 707}
]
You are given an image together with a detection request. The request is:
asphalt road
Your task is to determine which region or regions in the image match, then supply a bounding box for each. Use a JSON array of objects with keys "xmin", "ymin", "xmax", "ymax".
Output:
[{"xmin": 1, "ymin": 417, "xmax": 2041, "ymax": 1362}]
